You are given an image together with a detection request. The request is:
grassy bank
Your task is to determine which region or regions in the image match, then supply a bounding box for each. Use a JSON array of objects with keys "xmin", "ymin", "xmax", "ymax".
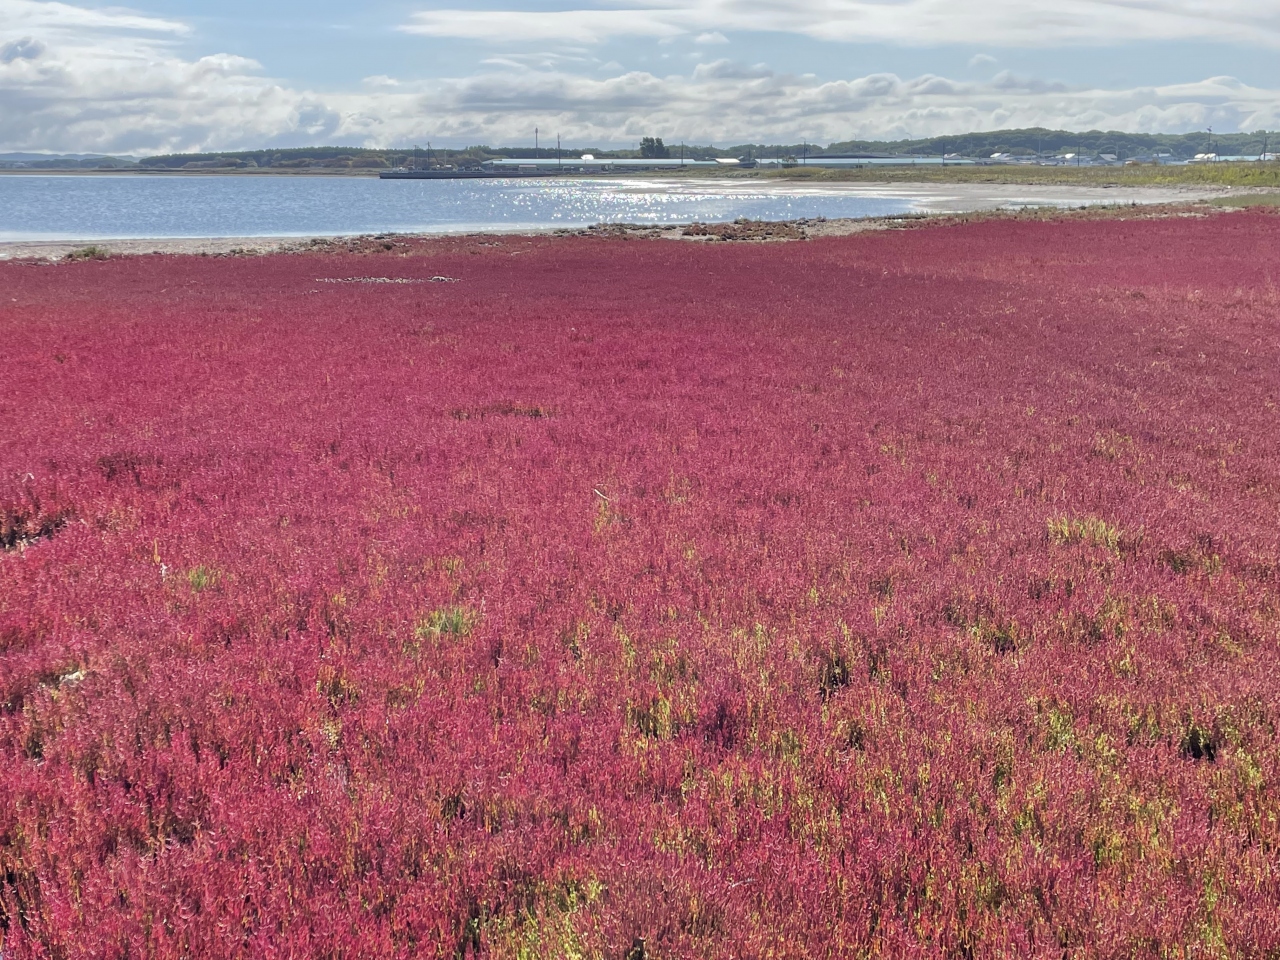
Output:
[{"xmin": 661, "ymin": 160, "xmax": 1280, "ymax": 188}]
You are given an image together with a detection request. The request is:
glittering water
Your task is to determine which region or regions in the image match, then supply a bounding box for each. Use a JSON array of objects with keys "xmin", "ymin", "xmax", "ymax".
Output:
[{"xmin": 0, "ymin": 174, "xmax": 929, "ymax": 242}]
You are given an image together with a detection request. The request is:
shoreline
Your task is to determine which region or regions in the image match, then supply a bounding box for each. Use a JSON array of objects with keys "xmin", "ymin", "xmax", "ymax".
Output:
[
  {"xmin": 0, "ymin": 223, "xmax": 871, "ymax": 259},
  {"xmin": 0, "ymin": 197, "xmax": 1239, "ymax": 261},
  {"xmin": 0, "ymin": 184, "xmax": 1252, "ymax": 261}
]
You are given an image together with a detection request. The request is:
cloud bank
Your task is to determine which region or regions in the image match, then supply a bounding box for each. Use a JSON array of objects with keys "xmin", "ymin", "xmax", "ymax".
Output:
[
  {"xmin": 2, "ymin": 0, "xmax": 1279, "ymax": 154},
  {"xmin": 402, "ymin": 0, "xmax": 1280, "ymax": 49}
]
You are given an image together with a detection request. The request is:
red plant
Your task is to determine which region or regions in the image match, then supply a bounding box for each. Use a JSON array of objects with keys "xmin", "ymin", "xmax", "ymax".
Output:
[{"xmin": 1, "ymin": 211, "xmax": 1279, "ymax": 958}]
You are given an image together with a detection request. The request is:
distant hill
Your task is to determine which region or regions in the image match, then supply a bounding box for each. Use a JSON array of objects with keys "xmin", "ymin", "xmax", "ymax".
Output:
[
  {"xmin": 134, "ymin": 129, "xmax": 1275, "ymax": 168},
  {"xmin": 136, "ymin": 145, "xmax": 657, "ymax": 169},
  {"xmin": 138, "ymin": 147, "xmax": 395, "ymax": 170},
  {"xmin": 0, "ymin": 153, "xmax": 136, "ymax": 168},
  {"xmin": 1, "ymin": 152, "xmax": 124, "ymax": 161},
  {"xmin": 818, "ymin": 128, "xmax": 1275, "ymax": 159},
  {"xmin": 7, "ymin": 127, "xmax": 1275, "ymax": 171}
]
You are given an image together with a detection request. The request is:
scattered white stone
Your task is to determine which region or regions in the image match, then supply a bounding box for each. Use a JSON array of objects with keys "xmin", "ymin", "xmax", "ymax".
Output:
[{"xmin": 314, "ymin": 276, "xmax": 460, "ymax": 284}]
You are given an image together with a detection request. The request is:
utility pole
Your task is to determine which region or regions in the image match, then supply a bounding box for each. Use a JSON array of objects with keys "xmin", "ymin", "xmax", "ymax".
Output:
[
  {"xmin": 535, "ymin": 127, "xmax": 539, "ymax": 155},
  {"xmin": 557, "ymin": 133, "xmax": 561, "ymax": 170}
]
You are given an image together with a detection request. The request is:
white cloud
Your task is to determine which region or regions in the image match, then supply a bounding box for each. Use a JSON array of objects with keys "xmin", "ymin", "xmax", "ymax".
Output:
[
  {"xmin": 0, "ymin": 0, "xmax": 301, "ymax": 154},
  {"xmin": 400, "ymin": 0, "xmax": 1280, "ymax": 49},
  {"xmin": 3, "ymin": 0, "xmax": 1280, "ymax": 154},
  {"xmin": 480, "ymin": 50, "xmax": 600, "ymax": 71},
  {"xmin": 694, "ymin": 31, "xmax": 729, "ymax": 44},
  {"xmin": 692, "ymin": 59, "xmax": 773, "ymax": 80},
  {"xmin": 402, "ymin": 8, "xmax": 684, "ymax": 44},
  {"xmin": 3, "ymin": 0, "xmax": 187, "ymax": 38},
  {"xmin": 968, "ymin": 53, "xmax": 997, "ymax": 69},
  {"xmin": 9, "ymin": 54, "xmax": 1280, "ymax": 154}
]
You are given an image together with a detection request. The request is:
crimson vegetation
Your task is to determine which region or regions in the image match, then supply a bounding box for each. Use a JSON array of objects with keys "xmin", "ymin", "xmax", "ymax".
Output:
[{"xmin": 2, "ymin": 213, "xmax": 1279, "ymax": 957}]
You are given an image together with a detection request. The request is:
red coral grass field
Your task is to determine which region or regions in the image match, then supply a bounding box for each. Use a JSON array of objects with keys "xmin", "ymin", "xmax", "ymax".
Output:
[{"xmin": 2, "ymin": 212, "xmax": 1279, "ymax": 958}]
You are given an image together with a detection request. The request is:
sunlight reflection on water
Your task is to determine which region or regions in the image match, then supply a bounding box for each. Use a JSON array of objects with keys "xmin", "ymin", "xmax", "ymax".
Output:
[
  {"xmin": 0, "ymin": 174, "xmax": 921, "ymax": 241},
  {"xmin": 0, "ymin": 174, "xmax": 1191, "ymax": 242}
]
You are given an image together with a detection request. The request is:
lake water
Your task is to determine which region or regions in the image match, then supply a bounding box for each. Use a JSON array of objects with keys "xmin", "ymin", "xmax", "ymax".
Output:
[
  {"xmin": 0, "ymin": 174, "xmax": 923, "ymax": 242},
  {"xmin": 0, "ymin": 174, "xmax": 1213, "ymax": 243}
]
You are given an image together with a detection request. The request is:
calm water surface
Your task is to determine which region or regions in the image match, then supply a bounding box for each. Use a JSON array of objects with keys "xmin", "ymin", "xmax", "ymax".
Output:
[{"xmin": 0, "ymin": 174, "xmax": 926, "ymax": 241}]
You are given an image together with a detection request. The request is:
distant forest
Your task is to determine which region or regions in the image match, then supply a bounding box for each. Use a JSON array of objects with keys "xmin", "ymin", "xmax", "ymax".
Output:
[
  {"xmin": 3, "ymin": 127, "xmax": 1275, "ymax": 170},
  {"xmin": 817, "ymin": 128, "xmax": 1276, "ymax": 159}
]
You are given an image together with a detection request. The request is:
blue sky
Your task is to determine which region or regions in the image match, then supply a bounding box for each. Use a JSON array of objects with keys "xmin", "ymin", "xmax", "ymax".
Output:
[{"xmin": 2, "ymin": 0, "xmax": 1279, "ymax": 153}]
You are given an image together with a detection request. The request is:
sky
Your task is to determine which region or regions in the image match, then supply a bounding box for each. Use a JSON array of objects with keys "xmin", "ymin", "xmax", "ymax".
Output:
[{"xmin": 1, "ymin": 0, "xmax": 1279, "ymax": 154}]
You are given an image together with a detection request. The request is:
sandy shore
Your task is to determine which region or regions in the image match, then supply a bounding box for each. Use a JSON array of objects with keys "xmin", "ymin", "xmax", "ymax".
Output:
[
  {"xmin": 821, "ymin": 181, "xmax": 1233, "ymax": 212},
  {"xmin": 0, "ymin": 181, "xmax": 1239, "ymax": 260},
  {"xmin": 0, "ymin": 235, "xmax": 341, "ymax": 260}
]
